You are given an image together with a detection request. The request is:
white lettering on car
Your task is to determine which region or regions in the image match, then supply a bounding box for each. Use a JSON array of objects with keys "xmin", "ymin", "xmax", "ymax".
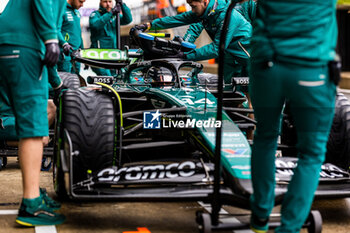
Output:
[{"xmin": 97, "ymin": 161, "xmax": 199, "ymax": 182}]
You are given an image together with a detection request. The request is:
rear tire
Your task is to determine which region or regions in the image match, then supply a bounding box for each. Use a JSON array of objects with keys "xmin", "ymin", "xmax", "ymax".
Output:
[
  {"xmin": 61, "ymin": 89, "xmax": 116, "ymax": 183},
  {"xmin": 58, "ymin": 72, "xmax": 80, "ymax": 89},
  {"xmin": 326, "ymin": 92, "xmax": 350, "ymax": 171}
]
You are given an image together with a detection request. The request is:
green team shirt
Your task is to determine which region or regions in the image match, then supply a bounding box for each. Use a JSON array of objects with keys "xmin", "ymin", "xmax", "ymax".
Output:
[
  {"xmin": 251, "ymin": 0, "xmax": 337, "ymax": 66},
  {"xmin": 59, "ymin": 3, "xmax": 83, "ymax": 49},
  {"xmin": 49, "ymin": 0, "xmax": 67, "ymax": 88},
  {"xmin": 90, "ymin": 4, "xmax": 133, "ymax": 49},
  {"xmin": 235, "ymin": 0, "xmax": 256, "ymax": 24},
  {"xmin": 0, "ymin": 0, "xmax": 58, "ymax": 56},
  {"xmin": 151, "ymin": 0, "xmax": 251, "ymax": 61},
  {"xmin": 0, "ymin": 0, "xmax": 66, "ymax": 114},
  {"xmin": 183, "ymin": 0, "xmax": 256, "ymax": 43}
]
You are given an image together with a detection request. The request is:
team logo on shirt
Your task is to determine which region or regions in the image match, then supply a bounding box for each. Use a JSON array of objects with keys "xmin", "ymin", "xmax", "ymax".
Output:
[{"xmin": 67, "ymin": 11, "xmax": 74, "ymax": 21}]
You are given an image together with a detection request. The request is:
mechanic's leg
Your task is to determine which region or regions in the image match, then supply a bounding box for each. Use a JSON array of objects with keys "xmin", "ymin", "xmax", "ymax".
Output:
[
  {"xmin": 42, "ymin": 100, "xmax": 56, "ymax": 146},
  {"xmin": 276, "ymin": 64, "xmax": 336, "ymax": 233},
  {"xmin": 19, "ymin": 137, "xmax": 43, "ymax": 198},
  {"xmin": 249, "ymin": 63, "xmax": 285, "ymax": 223},
  {"xmin": 2, "ymin": 45, "xmax": 65, "ymax": 225},
  {"xmin": 47, "ymin": 99, "xmax": 56, "ymax": 127},
  {"xmin": 0, "ymin": 116, "xmax": 18, "ymax": 141},
  {"xmin": 224, "ymin": 56, "xmax": 241, "ymax": 85},
  {"xmin": 245, "ymin": 93, "xmax": 254, "ymax": 139}
]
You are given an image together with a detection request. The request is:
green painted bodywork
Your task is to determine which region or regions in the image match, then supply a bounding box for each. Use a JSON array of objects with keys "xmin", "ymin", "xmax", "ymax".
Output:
[
  {"xmin": 126, "ymin": 85, "xmax": 251, "ymax": 180},
  {"xmin": 77, "ymin": 47, "xmax": 251, "ymax": 180}
]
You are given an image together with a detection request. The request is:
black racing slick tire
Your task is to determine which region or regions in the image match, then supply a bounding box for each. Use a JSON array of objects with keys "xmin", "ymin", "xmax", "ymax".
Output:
[
  {"xmin": 326, "ymin": 92, "xmax": 350, "ymax": 171},
  {"xmin": 58, "ymin": 72, "xmax": 80, "ymax": 89},
  {"xmin": 61, "ymin": 89, "xmax": 116, "ymax": 183}
]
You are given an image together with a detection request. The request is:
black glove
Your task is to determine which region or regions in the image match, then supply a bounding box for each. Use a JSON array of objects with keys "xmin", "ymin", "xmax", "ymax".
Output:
[
  {"xmin": 111, "ymin": 2, "xmax": 122, "ymax": 15},
  {"xmin": 43, "ymin": 42, "xmax": 60, "ymax": 67},
  {"xmin": 173, "ymin": 36, "xmax": 184, "ymax": 43},
  {"xmin": 62, "ymin": 43, "xmax": 73, "ymax": 56},
  {"xmin": 53, "ymin": 83, "xmax": 66, "ymax": 106},
  {"xmin": 135, "ymin": 22, "xmax": 151, "ymax": 32},
  {"xmin": 169, "ymin": 51, "xmax": 186, "ymax": 59}
]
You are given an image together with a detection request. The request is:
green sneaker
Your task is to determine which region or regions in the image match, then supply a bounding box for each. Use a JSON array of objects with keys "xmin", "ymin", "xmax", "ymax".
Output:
[
  {"xmin": 250, "ymin": 214, "xmax": 269, "ymax": 233},
  {"xmin": 16, "ymin": 196, "xmax": 65, "ymax": 226},
  {"xmin": 40, "ymin": 188, "xmax": 61, "ymax": 210}
]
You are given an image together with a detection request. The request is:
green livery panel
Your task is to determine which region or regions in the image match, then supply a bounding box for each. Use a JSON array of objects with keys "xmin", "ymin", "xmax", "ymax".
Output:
[{"xmin": 145, "ymin": 87, "xmax": 251, "ymax": 180}]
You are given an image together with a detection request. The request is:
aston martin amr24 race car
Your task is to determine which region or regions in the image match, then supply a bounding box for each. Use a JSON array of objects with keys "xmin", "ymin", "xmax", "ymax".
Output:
[
  {"xmin": 54, "ymin": 56, "xmax": 256, "ymax": 200},
  {"xmin": 53, "ymin": 29, "xmax": 350, "ymax": 202}
]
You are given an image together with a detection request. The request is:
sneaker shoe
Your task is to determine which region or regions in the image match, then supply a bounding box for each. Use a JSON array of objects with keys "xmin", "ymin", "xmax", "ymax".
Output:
[
  {"xmin": 40, "ymin": 188, "xmax": 61, "ymax": 210},
  {"xmin": 15, "ymin": 196, "xmax": 65, "ymax": 226},
  {"xmin": 250, "ymin": 214, "xmax": 269, "ymax": 233}
]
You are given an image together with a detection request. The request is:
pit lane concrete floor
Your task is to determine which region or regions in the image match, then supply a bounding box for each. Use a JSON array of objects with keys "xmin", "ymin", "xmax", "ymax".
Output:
[{"xmin": 1, "ymin": 158, "xmax": 350, "ymax": 233}]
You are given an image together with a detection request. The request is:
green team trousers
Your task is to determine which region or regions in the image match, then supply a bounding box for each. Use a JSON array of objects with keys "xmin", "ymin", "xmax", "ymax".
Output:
[
  {"xmin": 249, "ymin": 61, "xmax": 336, "ymax": 233},
  {"xmin": 0, "ymin": 45, "xmax": 48, "ymax": 139}
]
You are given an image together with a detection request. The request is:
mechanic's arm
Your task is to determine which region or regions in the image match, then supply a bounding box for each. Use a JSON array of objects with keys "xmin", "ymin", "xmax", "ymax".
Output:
[
  {"xmin": 186, "ymin": 13, "xmax": 238, "ymax": 61},
  {"xmin": 32, "ymin": 0, "xmax": 57, "ymax": 43},
  {"xmin": 183, "ymin": 23, "xmax": 204, "ymax": 43},
  {"xmin": 89, "ymin": 11, "xmax": 114, "ymax": 30},
  {"xmin": 235, "ymin": 0, "xmax": 257, "ymax": 23},
  {"xmin": 48, "ymin": 67, "xmax": 63, "ymax": 90},
  {"xmin": 120, "ymin": 3, "xmax": 132, "ymax": 25},
  {"xmin": 57, "ymin": 13, "xmax": 66, "ymax": 47},
  {"xmin": 151, "ymin": 11, "xmax": 198, "ymax": 30}
]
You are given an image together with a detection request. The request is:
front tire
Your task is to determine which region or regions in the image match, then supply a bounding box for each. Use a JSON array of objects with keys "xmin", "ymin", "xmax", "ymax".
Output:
[{"xmin": 60, "ymin": 89, "xmax": 116, "ymax": 183}]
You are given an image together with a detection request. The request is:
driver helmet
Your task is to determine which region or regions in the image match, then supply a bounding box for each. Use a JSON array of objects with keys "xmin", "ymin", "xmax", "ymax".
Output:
[{"xmin": 145, "ymin": 66, "xmax": 174, "ymax": 85}]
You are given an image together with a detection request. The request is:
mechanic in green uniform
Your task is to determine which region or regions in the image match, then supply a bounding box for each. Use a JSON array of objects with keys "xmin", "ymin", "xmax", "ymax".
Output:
[
  {"xmin": 58, "ymin": 0, "xmax": 86, "ymax": 74},
  {"xmin": 234, "ymin": 0, "xmax": 257, "ymax": 24},
  {"xmin": 184, "ymin": 0, "xmax": 256, "ymax": 42},
  {"xmin": 0, "ymin": 0, "xmax": 66, "ymax": 226},
  {"xmin": 182, "ymin": 0, "xmax": 256, "ymax": 80},
  {"xmin": 89, "ymin": 0, "xmax": 133, "ymax": 76},
  {"xmin": 135, "ymin": 0, "xmax": 252, "ymax": 84},
  {"xmin": 249, "ymin": 0, "xmax": 338, "ymax": 232}
]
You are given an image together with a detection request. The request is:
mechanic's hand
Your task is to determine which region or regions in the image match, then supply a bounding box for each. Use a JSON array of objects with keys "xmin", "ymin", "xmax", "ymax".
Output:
[
  {"xmin": 170, "ymin": 51, "xmax": 186, "ymax": 59},
  {"xmin": 43, "ymin": 42, "xmax": 60, "ymax": 67},
  {"xmin": 53, "ymin": 83, "xmax": 66, "ymax": 106},
  {"xmin": 111, "ymin": 3, "xmax": 122, "ymax": 15},
  {"xmin": 134, "ymin": 22, "xmax": 151, "ymax": 32},
  {"xmin": 62, "ymin": 43, "xmax": 73, "ymax": 56},
  {"xmin": 173, "ymin": 36, "xmax": 184, "ymax": 43}
]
